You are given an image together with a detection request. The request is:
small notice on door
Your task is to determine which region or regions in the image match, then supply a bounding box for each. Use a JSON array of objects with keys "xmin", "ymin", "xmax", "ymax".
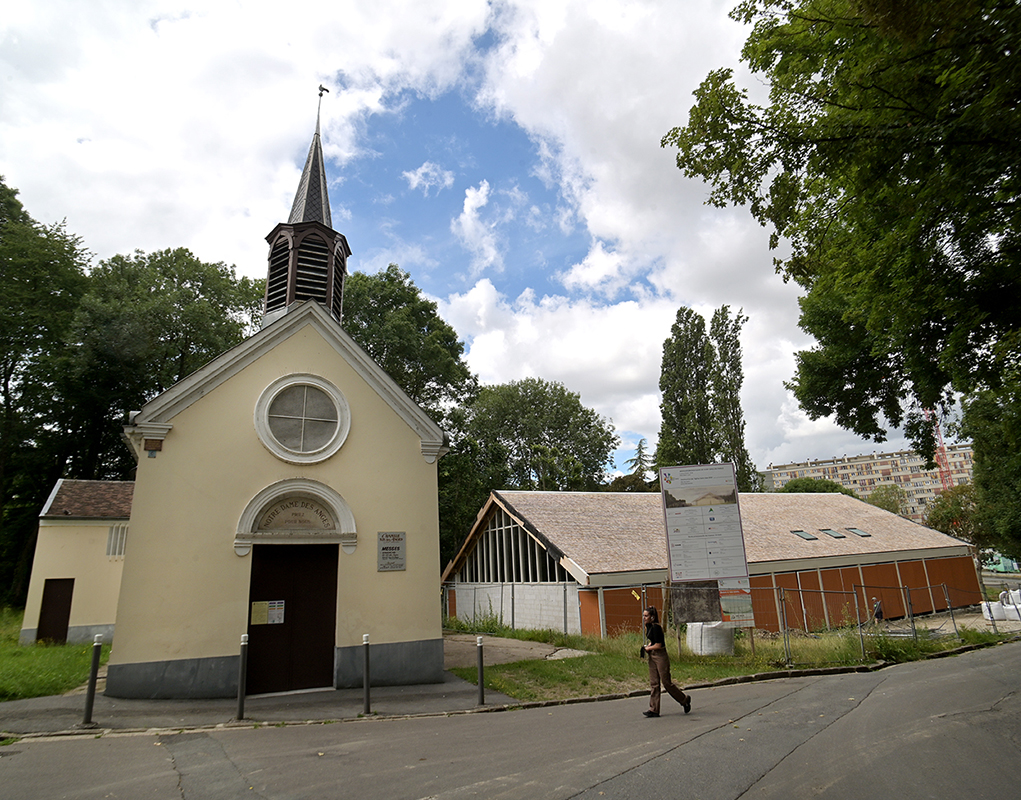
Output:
[
  {"xmin": 378, "ymin": 531, "xmax": 406, "ymax": 571},
  {"xmin": 250, "ymin": 600, "xmax": 285, "ymax": 625}
]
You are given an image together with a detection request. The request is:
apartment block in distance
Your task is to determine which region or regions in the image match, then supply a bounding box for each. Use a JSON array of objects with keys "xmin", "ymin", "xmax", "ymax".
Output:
[{"xmin": 763, "ymin": 444, "xmax": 975, "ymax": 522}]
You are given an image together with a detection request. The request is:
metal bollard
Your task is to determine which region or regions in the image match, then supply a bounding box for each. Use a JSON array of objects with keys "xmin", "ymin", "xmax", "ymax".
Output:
[
  {"xmin": 236, "ymin": 634, "xmax": 248, "ymax": 720},
  {"xmin": 81, "ymin": 634, "xmax": 103, "ymax": 728},
  {"xmin": 476, "ymin": 636, "xmax": 485, "ymax": 706},
  {"xmin": 363, "ymin": 634, "xmax": 371, "ymax": 715}
]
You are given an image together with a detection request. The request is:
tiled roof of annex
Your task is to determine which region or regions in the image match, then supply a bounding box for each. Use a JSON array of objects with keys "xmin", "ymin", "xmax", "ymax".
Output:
[
  {"xmin": 487, "ymin": 491, "xmax": 970, "ymax": 578},
  {"xmin": 40, "ymin": 480, "xmax": 134, "ymax": 520}
]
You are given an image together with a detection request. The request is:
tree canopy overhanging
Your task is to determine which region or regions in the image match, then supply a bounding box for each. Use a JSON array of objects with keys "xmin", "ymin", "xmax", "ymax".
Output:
[{"xmin": 662, "ymin": 0, "xmax": 1021, "ymax": 461}]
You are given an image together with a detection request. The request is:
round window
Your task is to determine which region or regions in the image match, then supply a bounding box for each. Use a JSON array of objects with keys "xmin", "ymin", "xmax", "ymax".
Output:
[{"xmin": 255, "ymin": 375, "xmax": 350, "ymax": 463}]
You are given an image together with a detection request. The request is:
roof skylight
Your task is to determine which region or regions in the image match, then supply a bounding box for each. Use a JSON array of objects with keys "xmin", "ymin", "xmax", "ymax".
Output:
[{"xmin": 791, "ymin": 529, "xmax": 818, "ymax": 540}]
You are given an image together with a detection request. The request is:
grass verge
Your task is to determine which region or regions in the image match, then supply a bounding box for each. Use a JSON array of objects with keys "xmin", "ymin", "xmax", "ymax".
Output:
[
  {"xmin": 0, "ymin": 607, "xmax": 111, "ymax": 702},
  {"xmin": 446, "ymin": 617, "xmax": 1007, "ymax": 703}
]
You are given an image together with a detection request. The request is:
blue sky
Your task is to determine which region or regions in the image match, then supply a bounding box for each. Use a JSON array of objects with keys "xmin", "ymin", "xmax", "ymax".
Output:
[
  {"xmin": 343, "ymin": 88, "xmax": 589, "ymax": 300},
  {"xmin": 0, "ymin": 0, "xmax": 915, "ymax": 475}
]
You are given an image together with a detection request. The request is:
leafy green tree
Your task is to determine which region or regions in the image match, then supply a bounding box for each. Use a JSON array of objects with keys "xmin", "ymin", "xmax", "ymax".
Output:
[
  {"xmin": 658, "ymin": 305, "xmax": 759, "ymax": 490},
  {"xmin": 625, "ymin": 437, "xmax": 653, "ymax": 478},
  {"xmin": 607, "ymin": 437, "xmax": 657, "ymax": 492},
  {"xmin": 924, "ymin": 483, "xmax": 996, "ymax": 553},
  {"xmin": 56, "ymin": 248, "xmax": 265, "ymax": 480},
  {"xmin": 343, "ymin": 264, "xmax": 475, "ymax": 421},
  {"xmin": 658, "ymin": 307, "xmax": 718, "ymax": 468},
  {"xmin": 437, "ymin": 433, "xmax": 511, "ymax": 567},
  {"xmin": 464, "ymin": 378, "xmax": 619, "ymax": 491},
  {"xmin": 710, "ymin": 306, "xmax": 759, "ymax": 491},
  {"xmin": 962, "ymin": 383, "xmax": 1021, "ymax": 558},
  {"xmin": 662, "ymin": 0, "xmax": 1021, "ymax": 462},
  {"xmin": 778, "ymin": 477, "xmax": 858, "ymax": 497},
  {"xmin": 866, "ymin": 484, "xmax": 908, "ymax": 516},
  {"xmin": 0, "ymin": 177, "xmax": 90, "ymax": 605}
]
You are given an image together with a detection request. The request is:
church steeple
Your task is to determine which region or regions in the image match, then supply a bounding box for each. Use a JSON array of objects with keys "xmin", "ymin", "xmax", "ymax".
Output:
[
  {"xmin": 262, "ymin": 86, "xmax": 350, "ymax": 327},
  {"xmin": 287, "ymin": 98, "xmax": 332, "ymax": 228}
]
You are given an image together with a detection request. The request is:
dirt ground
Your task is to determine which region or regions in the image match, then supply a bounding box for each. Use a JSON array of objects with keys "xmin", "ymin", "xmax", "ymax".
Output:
[{"xmin": 442, "ymin": 634, "xmax": 593, "ymax": 669}]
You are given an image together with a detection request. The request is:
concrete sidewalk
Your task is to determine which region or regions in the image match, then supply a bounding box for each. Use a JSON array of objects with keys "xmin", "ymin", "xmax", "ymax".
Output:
[
  {"xmin": 0, "ymin": 634, "xmax": 570, "ymax": 739},
  {"xmin": 0, "ymin": 671, "xmax": 518, "ymax": 738}
]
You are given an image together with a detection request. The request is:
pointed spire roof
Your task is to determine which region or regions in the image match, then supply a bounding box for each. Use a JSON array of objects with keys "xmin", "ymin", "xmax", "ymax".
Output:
[{"xmin": 287, "ymin": 93, "xmax": 332, "ymax": 228}]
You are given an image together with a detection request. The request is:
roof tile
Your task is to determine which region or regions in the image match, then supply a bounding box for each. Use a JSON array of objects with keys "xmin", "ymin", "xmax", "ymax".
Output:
[{"xmin": 42, "ymin": 480, "xmax": 134, "ymax": 519}]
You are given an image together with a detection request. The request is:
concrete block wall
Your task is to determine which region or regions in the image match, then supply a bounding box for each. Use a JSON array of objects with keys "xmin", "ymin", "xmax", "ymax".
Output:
[{"xmin": 449, "ymin": 582, "xmax": 581, "ymax": 634}]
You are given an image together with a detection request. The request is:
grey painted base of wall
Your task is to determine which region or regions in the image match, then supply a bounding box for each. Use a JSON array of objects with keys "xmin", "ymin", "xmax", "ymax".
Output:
[
  {"xmin": 106, "ymin": 655, "xmax": 240, "ymax": 699},
  {"xmin": 105, "ymin": 638, "xmax": 445, "ymax": 699},
  {"xmin": 335, "ymin": 638, "xmax": 444, "ymax": 688},
  {"xmin": 19, "ymin": 624, "xmax": 116, "ymax": 647}
]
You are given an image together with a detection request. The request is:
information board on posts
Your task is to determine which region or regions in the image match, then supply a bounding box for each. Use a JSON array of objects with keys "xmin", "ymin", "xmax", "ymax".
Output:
[{"xmin": 660, "ymin": 462, "xmax": 749, "ymax": 583}]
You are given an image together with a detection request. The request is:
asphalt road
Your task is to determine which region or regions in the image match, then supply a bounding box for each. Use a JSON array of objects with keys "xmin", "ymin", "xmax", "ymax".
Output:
[{"xmin": 2, "ymin": 641, "xmax": 1020, "ymax": 800}]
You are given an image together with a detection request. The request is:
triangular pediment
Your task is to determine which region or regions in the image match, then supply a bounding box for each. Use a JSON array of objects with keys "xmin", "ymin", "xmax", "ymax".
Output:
[{"xmin": 125, "ymin": 301, "xmax": 447, "ymax": 463}]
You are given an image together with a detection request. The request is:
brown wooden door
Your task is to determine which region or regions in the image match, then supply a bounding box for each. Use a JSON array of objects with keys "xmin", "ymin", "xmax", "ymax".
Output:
[
  {"xmin": 37, "ymin": 578, "xmax": 74, "ymax": 643},
  {"xmin": 246, "ymin": 544, "xmax": 338, "ymax": 694}
]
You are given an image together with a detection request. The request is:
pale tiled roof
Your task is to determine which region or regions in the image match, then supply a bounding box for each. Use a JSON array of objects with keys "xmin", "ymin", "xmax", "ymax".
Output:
[
  {"xmin": 489, "ymin": 491, "xmax": 969, "ymax": 578},
  {"xmin": 41, "ymin": 480, "xmax": 134, "ymax": 519}
]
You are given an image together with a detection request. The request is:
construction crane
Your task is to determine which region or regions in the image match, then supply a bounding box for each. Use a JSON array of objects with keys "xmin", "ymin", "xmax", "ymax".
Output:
[{"xmin": 923, "ymin": 409, "xmax": 954, "ymax": 492}]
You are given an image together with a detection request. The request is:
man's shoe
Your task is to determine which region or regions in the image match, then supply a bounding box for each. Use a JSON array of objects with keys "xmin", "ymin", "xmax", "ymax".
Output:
[
  {"xmin": 643, "ymin": 711, "xmax": 659, "ymax": 718},
  {"xmin": 683, "ymin": 696, "xmax": 692, "ymax": 714}
]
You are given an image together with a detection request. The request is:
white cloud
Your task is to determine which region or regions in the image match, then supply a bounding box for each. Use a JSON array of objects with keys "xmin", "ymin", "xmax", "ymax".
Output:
[
  {"xmin": 0, "ymin": 0, "xmax": 492, "ymax": 272},
  {"xmin": 450, "ymin": 180, "xmax": 504, "ymax": 274},
  {"xmin": 558, "ymin": 240, "xmax": 629, "ymax": 298},
  {"xmin": 402, "ymin": 161, "xmax": 455, "ymax": 196},
  {"xmin": 0, "ymin": 0, "xmax": 914, "ymax": 476}
]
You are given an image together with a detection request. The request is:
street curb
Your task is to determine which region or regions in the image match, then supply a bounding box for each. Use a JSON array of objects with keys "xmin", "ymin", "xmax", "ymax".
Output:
[{"xmin": 4, "ymin": 635, "xmax": 1019, "ymax": 743}]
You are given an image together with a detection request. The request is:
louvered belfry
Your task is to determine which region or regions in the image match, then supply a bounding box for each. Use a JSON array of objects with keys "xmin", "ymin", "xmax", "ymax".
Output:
[{"xmin": 262, "ymin": 112, "xmax": 351, "ymax": 327}]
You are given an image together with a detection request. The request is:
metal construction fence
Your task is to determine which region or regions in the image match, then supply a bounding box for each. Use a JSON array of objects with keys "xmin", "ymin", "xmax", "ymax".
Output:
[{"xmin": 442, "ymin": 579, "xmax": 986, "ymax": 664}]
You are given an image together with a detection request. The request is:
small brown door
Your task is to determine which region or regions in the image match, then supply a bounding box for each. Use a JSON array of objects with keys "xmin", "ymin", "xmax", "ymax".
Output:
[
  {"xmin": 37, "ymin": 578, "xmax": 75, "ymax": 643},
  {"xmin": 246, "ymin": 544, "xmax": 338, "ymax": 694}
]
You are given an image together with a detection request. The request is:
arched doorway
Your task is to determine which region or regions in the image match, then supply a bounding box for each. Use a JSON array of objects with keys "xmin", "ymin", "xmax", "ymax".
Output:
[
  {"xmin": 247, "ymin": 542, "xmax": 337, "ymax": 694},
  {"xmin": 236, "ymin": 481, "xmax": 357, "ymax": 694}
]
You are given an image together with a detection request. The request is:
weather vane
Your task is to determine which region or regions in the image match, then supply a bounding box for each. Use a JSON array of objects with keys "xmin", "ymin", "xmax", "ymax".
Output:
[{"xmin": 317, "ymin": 84, "xmax": 329, "ymax": 122}]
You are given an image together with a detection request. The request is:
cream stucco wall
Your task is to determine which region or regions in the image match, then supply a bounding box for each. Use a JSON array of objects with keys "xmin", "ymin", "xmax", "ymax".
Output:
[
  {"xmin": 21, "ymin": 519, "xmax": 125, "ymax": 643},
  {"xmin": 110, "ymin": 321, "xmax": 442, "ymax": 670}
]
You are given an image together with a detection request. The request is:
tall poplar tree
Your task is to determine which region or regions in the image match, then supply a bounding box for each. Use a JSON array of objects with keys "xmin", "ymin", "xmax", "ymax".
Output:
[
  {"xmin": 709, "ymin": 306, "xmax": 759, "ymax": 491},
  {"xmin": 658, "ymin": 307, "xmax": 718, "ymax": 467},
  {"xmin": 658, "ymin": 305, "xmax": 758, "ymax": 490}
]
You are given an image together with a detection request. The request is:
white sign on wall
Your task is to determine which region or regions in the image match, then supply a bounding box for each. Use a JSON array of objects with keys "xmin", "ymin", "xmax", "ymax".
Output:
[
  {"xmin": 378, "ymin": 531, "xmax": 406, "ymax": 572},
  {"xmin": 660, "ymin": 463, "xmax": 749, "ymax": 583}
]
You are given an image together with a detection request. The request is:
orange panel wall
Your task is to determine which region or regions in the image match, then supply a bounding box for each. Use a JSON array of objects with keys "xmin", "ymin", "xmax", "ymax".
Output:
[
  {"xmin": 749, "ymin": 575, "xmax": 778, "ymax": 631},
  {"xmin": 797, "ymin": 570, "xmax": 829, "ymax": 630},
  {"xmin": 819, "ymin": 568, "xmax": 860, "ymax": 627},
  {"xmin": 859, "ymin": 563, "xmax": 904, "ymax": 618},
  {"xmin": 896, "ymin": 560, "xmax": 934, "ymax": 614},
  {"xmin": 924, "ymin": 556, "xmax": 982, "ymax": 607},
  {"xmin": 579, "ymin": 589, "xmax": 601, "ymax": 637}
]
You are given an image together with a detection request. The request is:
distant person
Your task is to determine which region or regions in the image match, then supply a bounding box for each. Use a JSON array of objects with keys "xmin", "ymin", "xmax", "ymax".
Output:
[
  {"xmin": 641, "ymin": 606, "xmax": 691, "ymax": 717},
  {"xmin": 872, "ymin": 597, "xmax": 884, "ymax": 626}
]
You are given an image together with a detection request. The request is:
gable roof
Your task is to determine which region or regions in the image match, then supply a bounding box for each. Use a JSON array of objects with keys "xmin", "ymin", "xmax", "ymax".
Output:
[
  {"xmin": 445, "ymin": 491, "xmax": 972, "ymax": 585},
  {"xmin": 41, "ymin": 480, "xmax": 134, "ymax": 520},
  {"xmin": 125, "ymin": 300, "xmax": 447, "ymax": 463}
]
